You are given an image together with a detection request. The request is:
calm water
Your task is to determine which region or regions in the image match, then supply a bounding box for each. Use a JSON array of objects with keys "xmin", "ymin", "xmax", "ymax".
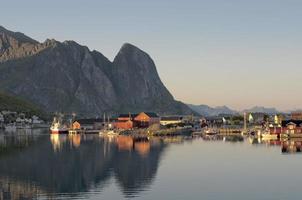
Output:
[{"xmin": 0, "ymin": 129, "xmax": 301, "ymax": 200}]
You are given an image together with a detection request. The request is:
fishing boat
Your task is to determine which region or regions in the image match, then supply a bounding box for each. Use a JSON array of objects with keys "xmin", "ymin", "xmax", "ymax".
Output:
[{"xmin": 50, "ymin": 116, "xmax": 68, "ymax": 134}]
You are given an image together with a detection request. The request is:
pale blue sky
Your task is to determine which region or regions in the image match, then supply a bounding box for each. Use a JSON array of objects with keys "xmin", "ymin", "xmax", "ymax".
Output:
[{"xmin": 1, "ymin": 0, "xmax": 302, "ymax": 111}]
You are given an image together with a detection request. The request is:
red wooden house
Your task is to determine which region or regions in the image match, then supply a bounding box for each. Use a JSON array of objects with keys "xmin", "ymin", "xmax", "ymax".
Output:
[
  {"xmin": 134, "ymin": 112, "xmax": 160, "ymax": 128},
  {"xmin": 114, "ymin": 112, "xmax": 160, "ymax": 129}
]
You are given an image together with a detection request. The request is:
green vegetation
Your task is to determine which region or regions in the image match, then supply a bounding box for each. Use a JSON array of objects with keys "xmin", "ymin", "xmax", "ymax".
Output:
[{"xmin": 0, "ymin": 92, "xmax": 49, "ymax": 120}]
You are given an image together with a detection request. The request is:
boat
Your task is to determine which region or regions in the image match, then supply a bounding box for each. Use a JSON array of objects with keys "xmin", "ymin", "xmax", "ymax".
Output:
[
  {"xmin": 50, "ymin": 117, "xmax": 68, "ymax": 134},
  {"xmin": 204, "ymin": 128, "xmax": 218, "ymax": 136}
]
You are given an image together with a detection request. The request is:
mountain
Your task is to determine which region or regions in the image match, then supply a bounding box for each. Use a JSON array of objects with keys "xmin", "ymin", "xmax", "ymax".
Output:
[
  {"xmin": 242, "ymin": 106, "xmax": 279, "ymax": 114},
  {"xmin": 187, "ymin": 104, "xmax": 237, "ymax": 116},
  {"xmin": 188, "ymin": 103, "xmax": 280, "ymax": 116},
  {"xmin": 0, "ymin": 26, "xmax": 194, "ymax": 117}
]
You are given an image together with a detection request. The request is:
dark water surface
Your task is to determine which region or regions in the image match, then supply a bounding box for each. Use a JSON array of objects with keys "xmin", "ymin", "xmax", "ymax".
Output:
[{"xmin": 0, "ymin": 130, "xmax": 301, "ymax": 200}]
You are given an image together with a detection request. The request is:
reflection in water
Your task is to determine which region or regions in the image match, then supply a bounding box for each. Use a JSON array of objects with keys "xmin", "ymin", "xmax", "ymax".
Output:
[
  {"xmin": 1, "ymin": 131, "xmax": 302, "ymax": 199},
  {"xmin": 281, "ymin": 139, "xmax": 302, "ymax": 153},
  {"xmin": 0, "ymin": 131, "xmax": 167, "ymax": 199}
]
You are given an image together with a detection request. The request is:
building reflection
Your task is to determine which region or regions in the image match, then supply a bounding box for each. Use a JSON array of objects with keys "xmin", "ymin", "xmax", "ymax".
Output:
[
  {"xmin": 0, "ymin": 132, "xmax": 167, "ymax": 199},
  {"xmin": 281, "ymin": 139, "xmax": 302, "ymax": 153},
  {"xmin": 247, "ymin": 136, "xmax": 302, "ymax": 154}
]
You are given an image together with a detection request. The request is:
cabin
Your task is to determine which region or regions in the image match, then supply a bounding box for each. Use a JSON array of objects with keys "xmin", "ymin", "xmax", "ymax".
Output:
[
  {"xmin": 72, "ymin": 121, "xmax": 81, "ymax": 130},
  {"xmin": 114, "ymin": 114, "xmax": 138, "ymax": 129},
  {"xmin": 134, "ymin": 112, "xmax": 160, "ymax": 128},
  {"xmin": 114, "ymin": 112, "xmax": 160, "ymax": 129},
  {"xmin": 114, "ymin": 120, "xmax": 134, "ymax": 130},
  {"xmin": 160, "ymin": 116, "xmax": 183, "ymax": 126}
]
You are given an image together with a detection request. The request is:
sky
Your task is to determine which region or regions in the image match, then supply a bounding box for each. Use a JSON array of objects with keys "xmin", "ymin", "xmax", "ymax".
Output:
[{"xmin": 1, "ymin": 0, "xmax": 302, "ymax": 111}]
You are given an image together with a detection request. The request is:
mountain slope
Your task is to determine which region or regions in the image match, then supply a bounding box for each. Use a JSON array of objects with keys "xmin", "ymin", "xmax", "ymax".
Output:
[
  {"xmin": 0, "ymin": 92, "xmax": 47, "ymax": 119},
  {"xmin": 0, "ymin": 26, "xmax": 194, "ymax": 116}
]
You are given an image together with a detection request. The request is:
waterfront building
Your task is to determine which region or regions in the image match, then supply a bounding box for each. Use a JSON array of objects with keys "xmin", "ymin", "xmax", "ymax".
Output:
[
  {"xmin": 114, "ymin": 112, "xmax": 160, "ymax": 129},
  {"xmin": 134, "ymin": 112, "xmax": 160, "ymax": 128},
  {"xmin": 72, "ymin": 121, "xmax": 81, "ymax": 130},
  {"xmin": 270, "ymin": 120, "xmax": 302, "ymax": 135},
  {"xmin": 291, "ymin": 112, "xmax": 302, "ymax": 120}
]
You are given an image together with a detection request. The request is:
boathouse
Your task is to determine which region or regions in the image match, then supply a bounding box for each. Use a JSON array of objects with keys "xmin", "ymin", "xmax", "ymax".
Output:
[
  {"xmin": 134, "ymin": 112, "xmax": 160, "ymax": 128},
  {"xmin": 114, "ymin": 112, "xmax": 160, "ymax": 129}
]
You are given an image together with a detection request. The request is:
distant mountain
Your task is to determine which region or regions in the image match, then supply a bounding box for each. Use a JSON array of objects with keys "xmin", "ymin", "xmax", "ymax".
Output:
[
  {"xmin": 187, "ymin": 104, "xmax": 237, "ymax": 117},
  {"xmin": 188, "ymin": 104, "xmax": 281, "ymax": 116},
  {"xmin": 0, "ymin": 26, "xmax": 194, "ymax": 117},
  {"xmin": 242, "ymin": 106, "xmax": 279, "ymax": 114}
]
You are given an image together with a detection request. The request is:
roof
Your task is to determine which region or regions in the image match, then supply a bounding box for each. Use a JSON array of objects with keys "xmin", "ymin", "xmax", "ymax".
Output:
[
  {"xmin": 119, "ymin": 112, "xmax": 159, "ymax": 118},
  {"xmin": 118, "ymin": 114, "xmax": 138, "ymax": 118},
  {"xmin": 281, "ymin": 120, "xmax": 302, "ymax": 127},
  {"xmin": 161, "ymin": 116, "xmax": 183, "ymax": 121},
  {"xmin": 143, "ymin": 112, "xmax": 159, "ymax": 118}
]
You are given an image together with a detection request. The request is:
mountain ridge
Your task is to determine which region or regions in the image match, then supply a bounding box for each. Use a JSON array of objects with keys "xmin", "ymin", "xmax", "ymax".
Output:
[{"xmin": 188, "ymin": 104, "xmax": 282, "ymax": 116}]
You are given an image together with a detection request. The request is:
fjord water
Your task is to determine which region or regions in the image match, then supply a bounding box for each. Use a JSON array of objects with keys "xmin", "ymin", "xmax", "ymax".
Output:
[{"xmin": 0, "ymin": 130, "xmax": 301, "ymax": 200}]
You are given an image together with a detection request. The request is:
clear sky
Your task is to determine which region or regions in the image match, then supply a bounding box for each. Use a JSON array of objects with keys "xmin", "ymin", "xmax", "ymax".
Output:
[{"xmin": 1, "ymin": 0, "xmax": 302, "ymax": 111}]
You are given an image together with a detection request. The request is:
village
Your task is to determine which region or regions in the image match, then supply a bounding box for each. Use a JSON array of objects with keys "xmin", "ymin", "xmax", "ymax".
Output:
[
  {"xmin": 2, "ymin": 108, "xmax": 302, "ymax": 142},
  {"xmin": 0, "ymin": 110, "xmax": 46, "ymax": 131},
  {"xmin": 47, "ymin": 110, "xmax": 302, "ymax": 140}
]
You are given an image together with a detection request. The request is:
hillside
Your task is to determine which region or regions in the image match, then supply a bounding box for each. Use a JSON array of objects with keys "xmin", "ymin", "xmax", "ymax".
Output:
[{"xmin": 0, "ymin": 92, "xmax": 47, "ymax": 119}]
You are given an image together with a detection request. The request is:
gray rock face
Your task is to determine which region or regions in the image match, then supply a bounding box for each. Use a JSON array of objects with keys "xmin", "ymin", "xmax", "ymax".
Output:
[{"xmin": 0, "ymin": 26, "xmax": 194, "ymax": 116}]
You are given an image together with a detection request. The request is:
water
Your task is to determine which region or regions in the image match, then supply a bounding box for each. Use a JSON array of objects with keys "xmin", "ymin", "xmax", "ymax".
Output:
[{"xmin": 0, "ymin": 130, "xmax": 301, "ymax": 200}]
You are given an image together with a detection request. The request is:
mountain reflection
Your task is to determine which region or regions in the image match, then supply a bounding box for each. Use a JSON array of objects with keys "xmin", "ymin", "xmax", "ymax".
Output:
[{"xmin": 0, "ymin": 131, "xmax": 167, "ymax": 199}]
